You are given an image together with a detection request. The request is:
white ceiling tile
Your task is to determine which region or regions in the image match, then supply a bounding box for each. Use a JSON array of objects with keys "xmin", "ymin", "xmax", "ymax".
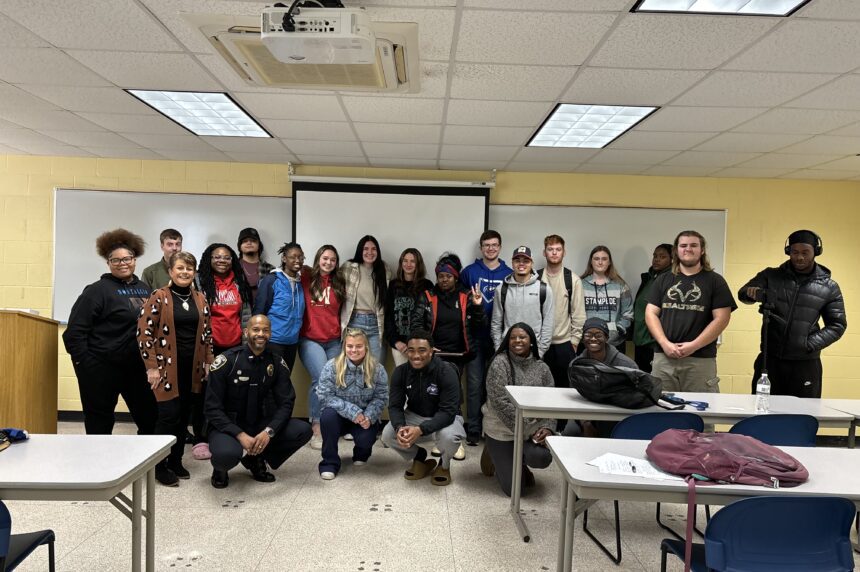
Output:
[
  {"xmin": 38, "ymin": 131, "xmax": 141, "ymax": 148},
  {"xmin": 365, "ymin": 7, "xmax": 456, "ymax": 61},
  {"xmin": 8, "ymin": 143, "xmax": 94, "ymax": 157},
  {"xmin": 733, "ymin": 153, "xmax": 845, "ymax": 169},
  {"xmin": 711, "ymin": 167, "xmax": 797, "ymax": 178},
  {"xmin": 294, "ymin": 155, "xmax": 369, "ymax": 166},
  {"xmin": 612, "ymin": 131, "xmax": 718, "ymax": 151},
  {"xmin": 443, "ymin": 125, "xmax": 532, "ymax": 146},
  {"xmin": 780, "ymin": 170, "xmax": 860, "ymax": 181},
  {"xmin": 805, "ymin": 156, "xmax": 860, "ymax": 171},
  {"xmin": 513, "ymin": 147, "xmax": 600, "ymax": 163},
  {"xmin": 80, "ymin": 147, "xmax": 164, "ymax": 160},
  {"xmin": 281, "ymin": 140, "xmax": 365, "ymax": 157},
  {"xmin": 589, "ymin": 14, "xmax": 777, "ymax": 70},
  {"xmin": 643, "ymin": 165, "xmax": 721, "ymax": 177},
  {"xmin": 774, "ymin": 136, "xmax": 860, "ymax": 155},
  {"xmin": 506, "ymin": 162, "xmax": 582, "ymax": 173},
  {"xmin": 120, "ymin": 133, "xmax": 216, "ymax": 151},
  {"xmin": 15, "ymin": 86, "xmax": 147, "ymax": 114},
  {"xmin": 342, "ymin": 97, "xmax": 444, "ymax": 124},
  {"xmin": 362, "ymin": 142, "xmax": 438, "ymax": 160},
  {"xmin": 154, "ymin": 149, "xmax": 230, "ymax": 162},
  {"xmin": 586, "ymin": 149, "xmax": 679, "ymax": 165},
  {"xmin": 0, "ymin": 0, "xmax": 180, "ymax": 52},
  {"xmin": 0, "ymin": 83, "xmax": 59, "ymax": 110},
  {"xmin": 674, "ymin": 71, "xmax": 836, "ymax": 107},
  {"xmin": 141, "ymin": 0, "xmax": 262, "ymax": 56},
  {"xmin": 0, "ymin": 128, "xmax": 65, "ymax": 147},
  {"xmin": 457, "ymin": 11, "xmax": 616, "ymax": 66},
  {"xmin": 732, "ymin": 109, "xmax": 860, "ymax": 135},
  {"xmin": 563, "ymin": 68, "xmax": 708, "ymax": 106},
  {"xmin": 76, "ymin": 112, "xmax": 188, "ymax": 135},
  {"xmin": 401, "ymin": 62, "xmax": 448, "ymax": 100},
  {"xmin": 201, "ymin": 137, "xmax": 287, "ymax": 153},
  {"xmin": 367, "ymin": 158, "xmax": 439, "ymax": 169},
  {"xmin": 262, "ymin": 119, "xmax": 355, "ymax": 140},
  {"xmin": 828, "ymin": 122, "xmax": 860, "ymax": 137},
  {"xmin": 0, "ymin": 14, "xmax": 48, "ymax": 47},
  {"xmin": 439, "ymin": 145, "xmax": 519, "ymax": 161},
  {"xmin": 663, "ymin": 151, "xmax": 762, "ymax": 167},
  {"xmin": 0, "ymin": 143, "xmax": 24, "ymax": 153},
  {"xmin": 796, "ymin": 0, "xmax": 860, "ymax": 19},
  {"xmin": 353, "ymin": 123, "xmax": 441, "ymax": 144},
  {"xmin": 66, "ymin": 51, "xmax": 222, "ymax": 91},
  {"xmin": 785, "ymin": 75, "xmax": 860, "ymax": 110},
  {"xmin": 0, "ymin": 109, "xmax": 105, "ymax": 132},
  {"xmin": 450, "ymin": 64, "xmax": 575, "ymax": 101},
  {"xmin": 639, "ymin": 106, "xmax": 766, "ymax": 132},
  {"xmin": 446, "ymin": 100, "xmax": 552, "ymax": 127},
  {"xmin": 438, "ymin": 160, "xmax": 505, "ymax": 171},
  {"xmin": 466, "ymin": 0, "xmax": 628, "ymax": 8},
  {"xmin": 224, "ymin": 152, "xmax": 297, "ymax": 164},
  {"xmin": 575, "ymin": 164, "xmax": 649, "ymax": 175},
  {"xmin": 725, "ymin": 20, "xmax": 860, "ymax": 73},
  {"xmin": 694, "ymin": 132, "xmax": 808, "ymax": 153},
  {"xmin": 234, "ymin": 93, "xmax": 346, "ymax": 121},
  {"xmin": 0, "ymin": 48, "xmax": 110, "ymax": 86}
]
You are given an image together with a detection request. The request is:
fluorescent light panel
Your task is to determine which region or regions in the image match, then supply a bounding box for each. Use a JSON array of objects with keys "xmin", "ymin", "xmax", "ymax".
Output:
[
  {"xmin": 632, "ymin": 0, "xmax": 811, "ymax": 16},
  {"xmin": 527, "ymin": 104, "xmax": 657, "ymax": 149},
  {"xmin": 126, "ymin": 90, "xmax": 270, "ymax": 138}
]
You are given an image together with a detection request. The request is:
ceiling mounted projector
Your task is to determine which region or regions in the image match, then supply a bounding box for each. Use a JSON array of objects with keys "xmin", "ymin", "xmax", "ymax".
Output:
[{"xmin": 261, "ymin": 6, "xmax": 376, "ymax": 65}]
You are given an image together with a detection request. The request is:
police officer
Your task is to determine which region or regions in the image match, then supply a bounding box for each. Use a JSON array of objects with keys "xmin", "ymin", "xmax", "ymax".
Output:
[{"xmin": 205, "ymin": 314, "xmax": 311, "ymax": 488}]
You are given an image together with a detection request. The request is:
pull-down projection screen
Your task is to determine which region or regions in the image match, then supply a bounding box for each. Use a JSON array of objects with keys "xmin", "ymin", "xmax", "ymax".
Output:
[{"xmin": 292, "ymin": 179, "xmax": 490, "ymax": 272}]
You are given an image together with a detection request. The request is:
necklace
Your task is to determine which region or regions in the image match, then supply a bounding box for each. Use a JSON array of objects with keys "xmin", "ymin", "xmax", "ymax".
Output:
[{"xmin": 170, "ymin": 289, "xmax": 191, "ymax": 311}]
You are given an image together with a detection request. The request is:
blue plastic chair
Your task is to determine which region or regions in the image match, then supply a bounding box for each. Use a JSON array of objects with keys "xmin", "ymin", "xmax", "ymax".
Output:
[
  {"xmin": 660, "ymin": 496, "xmax": 856, "ymax": 572},
  {"xmin": 0, "ymin": 501, "xmax": 55, "ymax": 572},
  {"xmin": 582, "ymin": 412, "xmax": 705, "ymax": 564},
  {"xmin": 729, "ymin": 414, "xmax": 819, "ymax": 447}
]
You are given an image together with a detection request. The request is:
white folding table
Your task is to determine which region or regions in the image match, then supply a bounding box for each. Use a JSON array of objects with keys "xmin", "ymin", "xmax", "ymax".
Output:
[
  {"xmin": 822, "ymin": 399, "xmax": 860, "ymax": 448},
  {"xmin": 505, "ymin": 386, "xmax": 855, "ymax": 541},
  {"xmin": 0, "ymin": 434, "xmax": 174, "ymax": 572},
  {"xmin": 547, "ymin": 436, "xmax": 860, "ymax": 572}
]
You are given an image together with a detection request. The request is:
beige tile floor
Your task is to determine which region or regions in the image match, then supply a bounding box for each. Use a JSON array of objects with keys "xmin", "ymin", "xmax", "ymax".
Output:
[{"xmin": 6, "ymin": 422, "xmax": 856, "ymax": 571}]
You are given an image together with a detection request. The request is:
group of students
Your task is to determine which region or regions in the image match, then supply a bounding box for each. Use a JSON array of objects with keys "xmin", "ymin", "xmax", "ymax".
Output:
[{"xmin": 62, "ymin": 223, "xmax": 845, "ymax": 496}]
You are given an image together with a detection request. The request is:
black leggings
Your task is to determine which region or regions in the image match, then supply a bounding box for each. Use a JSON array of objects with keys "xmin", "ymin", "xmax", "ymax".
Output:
[
  {"xmin": 484, "ymin": 435, "xmax": 553, "ymax": 497},
  {"xmin": 74, "ymin": 355, "xmax": 156, "ymax": 435},
  {"xmin": 155, "ymin": 358, "xmax": 194, "ymax": 465}
]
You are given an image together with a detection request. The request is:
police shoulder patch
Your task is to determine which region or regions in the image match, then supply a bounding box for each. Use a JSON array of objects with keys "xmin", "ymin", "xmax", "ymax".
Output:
[{"xmin": 211, "ymin": 354, "xmax": 228, "ymax": 371}]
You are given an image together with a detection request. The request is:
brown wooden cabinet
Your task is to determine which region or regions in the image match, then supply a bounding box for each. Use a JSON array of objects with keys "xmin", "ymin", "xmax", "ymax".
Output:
[{"xmin": 0, "ymin": 310, "xmax": 58, "ymax": 434}]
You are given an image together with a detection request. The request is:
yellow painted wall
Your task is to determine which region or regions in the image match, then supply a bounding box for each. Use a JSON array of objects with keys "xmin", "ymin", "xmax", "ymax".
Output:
[{"xmin": 1, "ymin": 154, "xmax": 858, "ymax": 417}]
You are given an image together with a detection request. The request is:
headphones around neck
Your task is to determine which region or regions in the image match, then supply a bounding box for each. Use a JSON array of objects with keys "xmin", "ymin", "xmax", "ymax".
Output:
[{"xmin": 784, "ymin": 230, "xmax": 822, "ymax": 256}]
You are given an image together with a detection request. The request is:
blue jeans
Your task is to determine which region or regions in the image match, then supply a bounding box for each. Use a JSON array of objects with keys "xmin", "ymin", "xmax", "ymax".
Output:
[
  {"xmin": 298, "ymin": 337, "xmax": 342, "ymax": 423},
  {"xmin": 318, "ymin": 407, "xmax": 378, "ymax": 474},
  {"xmin": 464, "ymin": 336, "xmax": 492, "ymax": 439},
  {"xmin": 347, "ymin": 312, "xmax": 385, "ymax": 364}
]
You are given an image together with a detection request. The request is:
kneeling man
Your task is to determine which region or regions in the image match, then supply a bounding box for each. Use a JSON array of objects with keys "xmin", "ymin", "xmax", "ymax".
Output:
[
  {"xmin": 205, "ymin": 314, "xmax": 311, "ymax": 488},
  {"xmin": 381, "ymin": 329, "xmax": 465, "ymax": 486}
]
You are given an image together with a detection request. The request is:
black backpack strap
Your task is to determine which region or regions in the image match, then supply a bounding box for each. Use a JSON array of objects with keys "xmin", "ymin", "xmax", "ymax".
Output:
[
  {"xmin": 563, "ymin": 268, "xmax": 573, "ymax": 315},
  {"xmin": 499, "ymin": 282, "xmax": 508, "ymax": 326},
  {"xmin": 539, "ymin": 282, "xmax": 547, "ymax": 322}
]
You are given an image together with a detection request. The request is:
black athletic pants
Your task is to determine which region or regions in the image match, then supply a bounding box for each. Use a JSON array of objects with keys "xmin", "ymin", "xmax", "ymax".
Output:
[
  {"xmin": 751, "ymin": 353, "xmax": 823, "ymax": 398},
  {"xmin": 155, "ymin": 358, "xmax": 194, "ymax": 465},
  {"xmin": 74, "ymin": 355, "xmax": 156, "ymax": 435}
]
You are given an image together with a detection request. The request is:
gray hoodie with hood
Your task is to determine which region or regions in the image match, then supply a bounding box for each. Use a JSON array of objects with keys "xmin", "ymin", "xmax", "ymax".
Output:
[{"xmin": 490, "ymin": 271, "xmax": 554, "ymax": 357}]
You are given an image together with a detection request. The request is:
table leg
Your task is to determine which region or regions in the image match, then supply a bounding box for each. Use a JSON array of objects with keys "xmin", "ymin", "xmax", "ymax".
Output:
[
  {"xmin": 561, "ymin": 483, "xmax": 576, "ymax": 572},
  {"xmin": 132, "ymin": 477, "xmax": 142, "ymax": 572},
  {"xmin": 510, "ymin": 407, "xmax": 530, "ymax": 542},
  {"xmin": 557, "ymin": 478, "xmax": 568, "ymax": 572},
  {"xmin": 146, "ymin": 468, "xmax": 155, "ymax": 572},
  {"xmin": 849, "ymin": 420, "xmax": 856, "ymax": 449}
]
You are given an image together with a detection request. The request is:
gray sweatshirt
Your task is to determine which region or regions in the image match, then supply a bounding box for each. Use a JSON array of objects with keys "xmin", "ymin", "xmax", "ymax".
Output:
[{"xmin": 490, "ymin": 271, "xmax": 554, "ymax": 357}]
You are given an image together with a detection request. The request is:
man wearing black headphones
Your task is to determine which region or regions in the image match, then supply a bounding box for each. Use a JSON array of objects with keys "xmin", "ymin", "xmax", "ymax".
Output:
[{"xmin": 739, "ymin": 230, "xmax": 846, "ymax": 398}]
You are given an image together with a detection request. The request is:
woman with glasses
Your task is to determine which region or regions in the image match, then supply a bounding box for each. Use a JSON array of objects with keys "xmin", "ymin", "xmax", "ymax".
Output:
[
  {"xmin": 480, "ymin": 322, "xmax": 554, "ymax": 497},
  {"xmin": 298, "ymin": 244, "xmax": 346, "ymax": 449},
  {"xmin": 63, "ymin": 228, "xmax": 157, "ymax": 435},
  {"xmin": 194, "ymin": 243, "xmax": 252, "ymax": 459},
  {"xmin": 385, "ymin": 248, "xmax": 433, "ymax": 367},
  {"xmin": 255, "ymin": 242, "xmax": 306, "ymax": 370},
  {"xmin": 315, "ymin": 328, "xmax": 388, "ymax": 480},
  {"xmin": 581, "ymin": 245, "xmax": 633, "ymax": 351},
  {"xmin": 340, "ymin": 235, "xmax": 391, "ymax": 364},
  {"xmin": 137, "ymin": 251, "xmax": 213, "ymax": 486}
]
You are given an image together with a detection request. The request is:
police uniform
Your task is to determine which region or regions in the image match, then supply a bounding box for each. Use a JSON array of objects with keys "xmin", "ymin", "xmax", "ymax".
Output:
[{"xmin": 205, "ymin": 345, "xmax": 311, "ymax": 478}]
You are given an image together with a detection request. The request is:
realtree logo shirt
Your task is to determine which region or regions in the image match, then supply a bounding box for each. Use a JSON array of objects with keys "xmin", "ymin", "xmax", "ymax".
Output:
[{"xmin": 646, "ymin": 270, "xmax": 737, "ymax": 359}]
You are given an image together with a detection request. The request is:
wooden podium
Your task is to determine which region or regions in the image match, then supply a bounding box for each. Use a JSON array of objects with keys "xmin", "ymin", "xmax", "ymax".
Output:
[{"xmin": 0, "ymin": 310, "xmax": 58, "ymax": 434}]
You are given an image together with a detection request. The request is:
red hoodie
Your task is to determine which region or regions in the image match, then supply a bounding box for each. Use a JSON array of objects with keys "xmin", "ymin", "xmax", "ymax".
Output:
[
  {"xmin": 300, "ymin": 272, "xmax": 342, "ymax": 342},
  {"xmin": 210, "ymin": 271, "xmax": 242, "ymax": 348}
]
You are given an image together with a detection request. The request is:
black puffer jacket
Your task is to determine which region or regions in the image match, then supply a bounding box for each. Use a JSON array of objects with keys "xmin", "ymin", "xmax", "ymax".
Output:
[{"xmin": 739, "ymin": 261, "xmax": 846, "ymax": 360}]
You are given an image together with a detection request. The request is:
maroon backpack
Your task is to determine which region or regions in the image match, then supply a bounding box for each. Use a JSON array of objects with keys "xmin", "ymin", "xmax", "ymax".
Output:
[{"xmin": 645, "ymin": 429, "xmax": 809, "ymax": 571}]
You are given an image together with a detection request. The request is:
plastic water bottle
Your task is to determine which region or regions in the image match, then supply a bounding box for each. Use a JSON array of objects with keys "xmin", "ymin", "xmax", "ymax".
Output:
[{"xmin": 755, "ymin": 373, "xmax": 770, "ymax": 414}]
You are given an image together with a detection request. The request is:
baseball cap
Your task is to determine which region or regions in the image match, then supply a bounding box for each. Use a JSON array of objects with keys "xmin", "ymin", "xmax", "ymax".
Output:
[{"xmin": 512, "ymin": 246, "xmax": 532, "ymax": 261}]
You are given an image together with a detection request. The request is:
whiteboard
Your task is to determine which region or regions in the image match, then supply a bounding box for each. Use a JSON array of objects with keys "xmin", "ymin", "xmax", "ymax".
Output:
[
  {"xmin": 293, "ymin": 182, "xmax": 488, "ymax": 273},
  {"xmin": 53, "ymin": 188, "xmax": 292, "ymax": 322},
  {"xmin": 488, "ymin": 204, "xmax": 726, "ymax": 294}
]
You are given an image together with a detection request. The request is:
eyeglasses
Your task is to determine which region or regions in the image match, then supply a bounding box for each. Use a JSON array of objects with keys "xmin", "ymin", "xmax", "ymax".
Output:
[
  {"xmin": 108, "ymin": 256, "xmax": 135, "ymax": 266},
  {"xmin": 480, "ymin": 243, "xmax": 500, "ymax": 250},
  {"xmin": 582, "ymin": 333, "xmax": 606, "ymax": 341},
  {"xmin": 212, "ymin": 255, "xmax": 232, "ymax": 262}
]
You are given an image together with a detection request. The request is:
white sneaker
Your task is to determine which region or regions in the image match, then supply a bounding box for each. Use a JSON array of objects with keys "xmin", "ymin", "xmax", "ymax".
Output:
[
  {"xmin": 353, "ymin": 460, "xmax": 366, "ymax": 466},
  {"xmin": 309, "ymin": 434, "xmax": 323, "ymax": 450},
  {"xmin": 343, "ymin": 433, "xmax": 354, "ymax": 441},
  {"xmin": 431, "ymin": 446, "xmax": 441, "ymax": 457},
  {"xmin": 320, "ymin": 471, "xmax": 336, "ymax": 480},
  {"xmin": 453, "ymin": 443, "xmax": 466, "ymax": 461}
]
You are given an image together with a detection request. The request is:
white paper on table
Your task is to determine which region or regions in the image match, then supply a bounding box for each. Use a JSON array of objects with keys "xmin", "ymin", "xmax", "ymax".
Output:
[{"xmin": 587, "ymin": 453, "xmax": 684, "ymax": 481}]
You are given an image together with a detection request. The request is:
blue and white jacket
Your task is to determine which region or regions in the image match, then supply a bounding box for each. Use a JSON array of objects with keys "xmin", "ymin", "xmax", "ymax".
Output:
[
  {"xmin": 254, "ymin": 269, "xmax": 305, "ymax": 345},
  {"xmin": 316, "ymin": 358, "xmax": 389, "ymax": 423}
]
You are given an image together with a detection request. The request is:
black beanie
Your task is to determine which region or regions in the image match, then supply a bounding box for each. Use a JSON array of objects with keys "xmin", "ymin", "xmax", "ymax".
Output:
[
  {"xmin": 787, "ymin": 230, "xmax": 818, "ymax": 249},
  {"xmin": 583, "ymin": 317, "xmax": 610, "ymax": 337},
  {"xmin": 237, "ymin": 227, "xmax": 264, "ymax": 257}
]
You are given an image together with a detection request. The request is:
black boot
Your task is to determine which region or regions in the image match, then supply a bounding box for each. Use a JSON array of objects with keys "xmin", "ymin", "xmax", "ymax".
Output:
[
  {"xmin": 155, "ymin": 462, "xmax": 179, "ymax": 487},
  {"xmin": 241, "ymin": 455, "xmax": 276, "ymax": 483},
  {"xmin": 211, "ymin": 469, "xmax": 229, "ymax": 489}
]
